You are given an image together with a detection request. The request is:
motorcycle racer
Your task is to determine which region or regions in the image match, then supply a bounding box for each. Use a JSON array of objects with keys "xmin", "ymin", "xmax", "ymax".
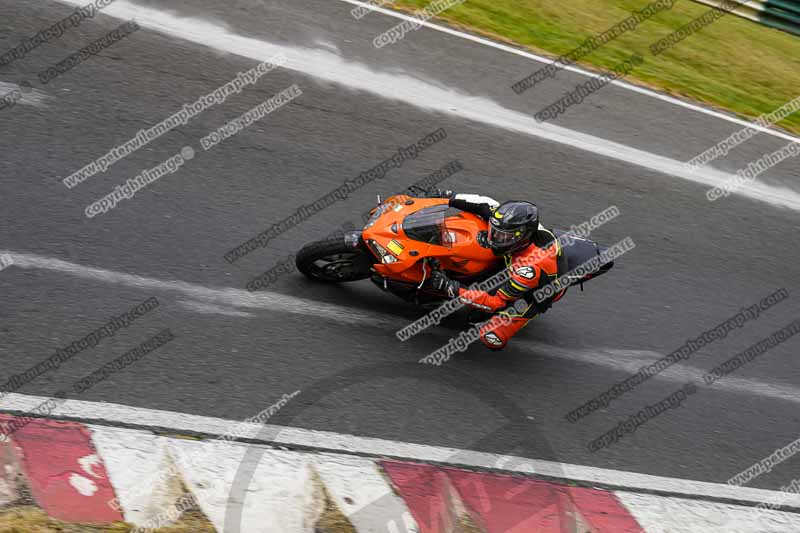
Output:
[{"xmin": 423, "ymin": 191, "xmax": 568, "ymax": 350}]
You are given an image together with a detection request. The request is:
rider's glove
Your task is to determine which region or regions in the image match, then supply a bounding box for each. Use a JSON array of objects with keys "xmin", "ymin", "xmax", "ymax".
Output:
[{"xmin": 427, "ymin": 270, "xmax": 461, "ymax": 298}]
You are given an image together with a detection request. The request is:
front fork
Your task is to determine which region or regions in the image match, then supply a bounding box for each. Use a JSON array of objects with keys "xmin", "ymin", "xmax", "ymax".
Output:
[{"xmin": 343, "ymin": 230, "xmax": 365, "ymax": 250}]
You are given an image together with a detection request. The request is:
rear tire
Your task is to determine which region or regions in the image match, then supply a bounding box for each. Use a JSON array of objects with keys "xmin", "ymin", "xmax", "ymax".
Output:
[{"xmin": 295, "ymin": 236, "xmax": 373, "ymax": 282}]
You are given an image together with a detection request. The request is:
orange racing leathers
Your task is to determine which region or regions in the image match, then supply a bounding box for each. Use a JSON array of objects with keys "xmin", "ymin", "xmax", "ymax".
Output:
[{"xmin": 448, "ymin": 194, "xmax": 568, "ymax": 349}]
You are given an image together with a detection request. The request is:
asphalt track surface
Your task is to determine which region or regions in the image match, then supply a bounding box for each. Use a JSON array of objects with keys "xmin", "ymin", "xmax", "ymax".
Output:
[{"xmin": 1, "ymin": 0, "xmax": 800, "ymax": 495}]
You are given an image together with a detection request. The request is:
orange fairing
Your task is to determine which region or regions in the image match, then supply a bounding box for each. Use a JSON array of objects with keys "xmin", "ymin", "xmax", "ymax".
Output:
[{"xmin": 362, "ymin": 195, "xmax": 499, "ymax": 284}]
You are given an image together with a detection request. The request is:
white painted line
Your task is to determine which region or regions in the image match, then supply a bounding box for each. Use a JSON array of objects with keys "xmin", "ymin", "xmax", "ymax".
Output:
[
  {"xmin": 338, "ymin": 0, "xmax": 800, "ymax": 146},
  {"xmin": 176, "ymin": 299, "xmax": 255, "ymax": 318},
  {"xmin": 5, "ymin": 249, "xmax": 799, "ymax": 409},
  {"xmin": 617, "ymin": 491, "xmax": 800, "ymax": 532},
  {"xmin": 1, "ymin": 250, "xmax": 396, "ymax": 328},
  {"xmin": 52, "ymin": 0, "xmax": 800, "ymax": 210},
  {"xmin": 521, "ymin": 342, "xmax": 800, "ymax": 407},
  {"xmin": 0, "ymin": 81, "xmax": 49, "ymax": 109},
  {"xmin": 1, "ymin": 391, "xmax": 799, "ymax": 510}
]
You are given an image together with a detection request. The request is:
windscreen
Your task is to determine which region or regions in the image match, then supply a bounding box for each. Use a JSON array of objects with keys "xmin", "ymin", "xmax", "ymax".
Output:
[{"xmin": 402, "ymin": 205, "xmax": 453, "ymax": 246}]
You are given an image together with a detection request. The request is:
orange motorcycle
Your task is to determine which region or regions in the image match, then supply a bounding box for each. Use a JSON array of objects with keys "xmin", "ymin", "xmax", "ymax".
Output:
[{"xmin": 296, "ymin": 189, "xmax": 613, "ymax": 307}]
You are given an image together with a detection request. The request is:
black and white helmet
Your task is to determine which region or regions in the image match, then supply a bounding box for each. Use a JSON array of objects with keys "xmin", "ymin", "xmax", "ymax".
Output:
[{"xmin": 487, "ymin": 201, "xmax": 539, "ymax": 256}]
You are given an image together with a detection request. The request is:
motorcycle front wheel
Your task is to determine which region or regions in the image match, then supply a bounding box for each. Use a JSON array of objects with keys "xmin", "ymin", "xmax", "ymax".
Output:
[{"xmin": 295, "ymin": 236, "xmax": 373, "ymax": 282}]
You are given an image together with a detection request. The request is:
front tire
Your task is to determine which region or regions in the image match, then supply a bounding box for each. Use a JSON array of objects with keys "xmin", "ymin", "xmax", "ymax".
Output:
[{"xmin": 295, "ymin": 236, "xmax": 373, "ymax": 282}]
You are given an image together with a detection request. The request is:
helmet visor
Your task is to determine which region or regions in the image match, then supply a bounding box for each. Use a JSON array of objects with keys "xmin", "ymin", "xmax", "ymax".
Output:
[{"xmin": 488, "ymin": 226, "xmax": 523, "ymax": 247}]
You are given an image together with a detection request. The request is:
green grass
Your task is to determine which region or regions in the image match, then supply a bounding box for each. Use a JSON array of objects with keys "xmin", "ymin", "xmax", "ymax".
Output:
[{"xmin": 391, "ymin": 0, "xmax": 800, "ymax": 134}]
